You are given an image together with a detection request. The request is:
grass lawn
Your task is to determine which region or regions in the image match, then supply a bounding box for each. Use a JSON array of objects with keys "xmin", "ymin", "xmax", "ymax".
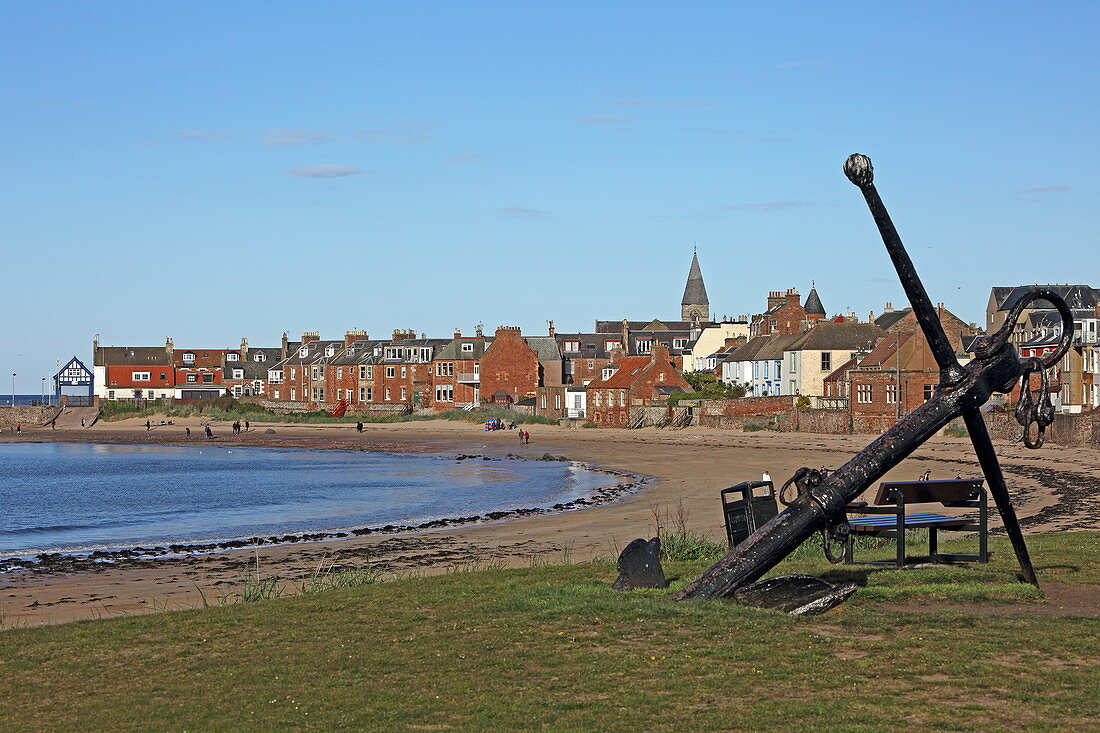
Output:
[{"xmin": 1, "ymin": 532, "xmax": 1097, "ymax": 731}]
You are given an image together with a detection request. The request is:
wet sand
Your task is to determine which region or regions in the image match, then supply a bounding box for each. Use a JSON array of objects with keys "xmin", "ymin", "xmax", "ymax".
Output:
[{"xmin": 2, "ymin": 416, "xmax": 1098, "ymax": 626}]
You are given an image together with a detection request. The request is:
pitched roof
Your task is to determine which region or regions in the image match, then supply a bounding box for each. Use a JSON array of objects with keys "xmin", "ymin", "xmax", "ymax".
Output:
[
  {"xmin": 823, "ymin": 356, "xmax": 859, "ymax": 383},
  {"xmin": 94, "ymin": 346, "xmax": 171, "ymax": 366},
  {"xmin": 434, "ymin": 337, "xmax": 492, "ymax": 360},
  {"xmin": 998, "ymin": 285, "xmax": 1098, "ymax": 312},
  {"xmin": 874, "ymin": 308, "xmax": 912, "ymax": 331},
  {"xmin": 804, "ymin": 287, "xmax": 825, "ymax": 316},
  {"xmin": 786, "ymin": 322, "xmax": 886, "ymax": 352},
  {"xmin": 681, "ymin": 252, "xmax": 709, "ymax": 306},
  {"xmin": 754, "ymin": 333, "xmax": 805, "ymax": 360},
  {"xmin": 724, "ymin": 336, "xmax": 773, "ymax": 363},
  {"xmin": 856, "ymin": 333, "xmax": 909, "ymax": 369},
  {"xmin": 585, "ymin": 356, "xmax": 653, "ymax": 389},
  {"xmin": 524, "ymin": 336, "xmax": 562, "ymax": 362},
  {"xmin": 594, "ymin": 319, "xmax": 705, "ymax": 332}
]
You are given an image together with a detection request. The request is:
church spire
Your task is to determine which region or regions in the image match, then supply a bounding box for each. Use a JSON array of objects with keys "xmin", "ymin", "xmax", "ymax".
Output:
[{"xmin": 681, "ymin": 251, "xmax": 709, "ymax": 322}]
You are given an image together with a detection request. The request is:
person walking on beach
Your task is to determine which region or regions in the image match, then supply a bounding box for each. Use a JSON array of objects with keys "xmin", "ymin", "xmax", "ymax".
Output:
[
  {"xmin": 50, "ymin": 419, "xmax": 56, "ymax": 430},
  {"xmin": 185, "ymin": 427, "xmax": 191, "ymax": 439},
  {"xmin": 16, "ymin": 423, "xmax": 21, "ymax": 432},
  {"xmin": 523, "ymin": 430, "xmax": 530, "ymax": 445},
  {"xmin": 80, "ymin": 417, "xmax": 85, "ymax": 429},
  {"xmin": 245, "ymin": 420, "xmax": 250, "ymax": 432},
  {"xmin": 519, "ymin": 428, "xmax": 525, "ymax": 444},
  {"xmin": 146, "ymin": 419, "xmax": 152, "ymax": 431},
  {"xmin": 356, "ymin": 421, "xmax": 363, "ymax": 433}
]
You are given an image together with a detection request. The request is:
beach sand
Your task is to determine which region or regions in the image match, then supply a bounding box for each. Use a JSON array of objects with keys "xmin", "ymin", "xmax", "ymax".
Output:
[{"xmin": 2, "ymin": 415, "xmax": 1097, "ymax": 626}]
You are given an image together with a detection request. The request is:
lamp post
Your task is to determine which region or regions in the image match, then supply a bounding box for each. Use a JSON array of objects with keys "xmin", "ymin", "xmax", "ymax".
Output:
[
  {"xmin": 11, "ymin": 373, "xmax": 15, "ymax": 407},
  {"xmin": 41, "ymin": 377, "xmax": 46, "ymax": 406}
]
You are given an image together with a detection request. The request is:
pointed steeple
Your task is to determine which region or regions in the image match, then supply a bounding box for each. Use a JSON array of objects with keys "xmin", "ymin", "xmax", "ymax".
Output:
[
  {"xmin": 804, "ymin": 281, "xmax": 826, "ymax": 319},
  {"xmin": 681, "ymin": 251, "xmax": 710, "ymax": 322}
]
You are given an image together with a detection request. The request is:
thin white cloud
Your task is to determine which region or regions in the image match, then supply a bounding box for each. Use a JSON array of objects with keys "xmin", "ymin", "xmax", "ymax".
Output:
[
  {"xmin": 264, "ymin": 129, "xmax": 332, "ymax": 145},
  {"xmin": 285, "ymin": 165, "xmax": 364, "ymax": 179},
  {"xmin": 705, "ymin": 129, "xmax": 789, "ymax": 141},
  {"xmin": 498, "ymin": 206, "xmax": 548, "ymax": 219},
  {"xmin": 769, "ymin": 62, "xmax": 828, "ymax": 69},
  {"xmin": 446, "ymin": 153, "xmax": 488, "ymax": 164},
  {"xmin": 576, "ymin": 114, "xmax": 631, "ymax": 124},
  {"xmin": 725, "ymin": 201, "xmax": 819, "ymax": 212},
  {"xmin": 1015, "ymin": 185, "xmax": 1070, "ymax": 194},
  {"xmin": 611, "ymin": 98, "xmax": 720, "ymax": 107}
]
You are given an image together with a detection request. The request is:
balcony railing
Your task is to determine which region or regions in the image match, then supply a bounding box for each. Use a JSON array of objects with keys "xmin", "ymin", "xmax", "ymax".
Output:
[{"xmin": 457, "ymin": 373, "xmax": 479, "ymax": 383}]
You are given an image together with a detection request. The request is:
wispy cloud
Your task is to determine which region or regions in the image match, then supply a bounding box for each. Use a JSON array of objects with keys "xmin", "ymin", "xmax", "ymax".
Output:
[
  {"xmin": 446, "ymin": 153, "xmax": 488, "ymax": 164},
  {"xmin": 263, "ymin": 129, "xmax": 333, "ymax": 145},
  {"xmin": 576, "ymin": 114, "xmax": 631, "ymax": 124},
  {"xmin": 611, "ymin": 98, "xmax": 720, "ymax": 107},
  {"xmin": 177, "ymin": 130, "xmax": 241, "ymax": 142},
  {"xmin": 1015, "ymin": 185, "xmax": 1069, "ymax": 194},
  {"xmin": 725, "ymin": 200, "xmax": 820, "ymax": 212},
  {"xmin": 285, "ymin": 165, "xmax": 365, "ymax": 179},
  {"xmin": 769, "ymin": 61, "xmax": 828, "ymax": 69},
  {"xmin": 498, "ymin": 206, "xmax": 548, "ymax": 219}
]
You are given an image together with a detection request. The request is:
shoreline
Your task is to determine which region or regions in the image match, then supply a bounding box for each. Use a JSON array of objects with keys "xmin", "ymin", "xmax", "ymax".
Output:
[
  {"xmin": 2, "ymin": 416, "xmax": 1098, "ymax": 626},
  {"xmin": 0, "ymin": 442, "xmax": 649, "ymax": 574}
]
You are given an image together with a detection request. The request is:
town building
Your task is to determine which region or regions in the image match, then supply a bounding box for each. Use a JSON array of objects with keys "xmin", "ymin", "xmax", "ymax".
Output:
[
  {"xmin": 431, "ymin": 328, "xmax": 491, "ymax": 410},
  {"xmin": 689, "ymin": 319, "xmax": 749, "ymax": 372},
  {"xmin": 584, "ymin": 346, "xmax": 690, "ymax": 427},
  {"xmin": 479, "ymin": 326, "xmax": 565, "ymax": 417},
  {"xmin": 782, "ymin": 322, "xmax": 886, "ymax": 400}
]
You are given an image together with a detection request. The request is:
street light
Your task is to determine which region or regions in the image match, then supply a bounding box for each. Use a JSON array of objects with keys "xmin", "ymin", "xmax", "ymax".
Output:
[
  {"xmin": 41, "ymin": 377, "xmax": 46, "ymax": 406},
  {"xmin": 11, "ymin": 373, "xmax": 15, "ymax": 407}
]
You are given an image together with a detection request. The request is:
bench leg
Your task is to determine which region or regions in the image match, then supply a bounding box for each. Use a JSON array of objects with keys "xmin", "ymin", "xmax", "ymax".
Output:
[
  {"xmin": 896, "ymin": 516, "xmax": 906, "ymax": 569},
  {"xmin": 844, "ymin": 532, "xmax": 854, "ymax": 564},
  {"xmin": 929, "ymin": 527, "xmax": 938, "ymax": 563}
]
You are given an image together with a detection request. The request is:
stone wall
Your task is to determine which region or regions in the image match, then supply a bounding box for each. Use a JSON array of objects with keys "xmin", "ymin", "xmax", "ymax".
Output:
[
  {"xmin": 0, "ymin": 405, "xmax": 59, "ymax": 430},
  {"xmin": 699, "ymin": 396, "xmax": 794, "ymax": 420}
]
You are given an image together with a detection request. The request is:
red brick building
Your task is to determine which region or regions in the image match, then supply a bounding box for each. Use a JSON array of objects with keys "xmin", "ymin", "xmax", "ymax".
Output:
[
  {"xmin": 431, "ymin": 329, "xmax": 490, "ymax": 410},
  {"xmin": 584, "ymin": 346, "xmax": 690, "ymax": 427},
  {"xmin": 479, "ymin": 326, "xmax": 565, "ymax": 417},
  {"xmin": 750, "ymin": 289, "xmax": 810, "ymax": 337}
]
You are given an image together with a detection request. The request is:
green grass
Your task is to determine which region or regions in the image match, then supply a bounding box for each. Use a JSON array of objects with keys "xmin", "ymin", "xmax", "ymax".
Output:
[
  {"xmin": 1, "ymin": 532, "xmax": 1097, "ymax": 731},
  {"xmin": 98, "ymin": 399, "xmax": 559, "ymax": 426}
]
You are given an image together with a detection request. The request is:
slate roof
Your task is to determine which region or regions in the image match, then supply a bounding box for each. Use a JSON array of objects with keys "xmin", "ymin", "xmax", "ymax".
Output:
[
  {"xmin": 681, "ymin": 252, "xmax": 709, "ymax": 306},
  {"xmin": 723, "ymin": 336, "xmax": 773, "ymax": 364},
  {"xmin": 785, "ymin": 322, "xmax": 886, "ymax": 352},
  {"xmin": 594, "ymin": 319, "xmax": 705, "ymax": 332},
  {"xmin": 998, "ymin": 285, "xmax": 1098, "ymax": 312},
  {"xmin": 225, "ymin": 347, "xmax": 284, "ymax": 379},
  {"xmin": 556, "ymin": 333, "xmax": 614, "ymax": 359},
  {"xmin": 524, "ymin": 336, "xmax": 562, "ymax": 362},
  {"xmin": 93, "ymin": 346, "xmax": 171, "ymax": 366},
  {"xmin": 804, "ymin": 287, "xmax": 825, "ymax": 316},
  {"xmin": 434, "ymin": 337, "xmax": 492, "ymax": 360},
  {"xmin": 874, "ymin": 309, "xmax": 912, "ymax": 331},
  {"xmin": 754, "ymin": 333, "xmax": 805, "ymax": 361}
]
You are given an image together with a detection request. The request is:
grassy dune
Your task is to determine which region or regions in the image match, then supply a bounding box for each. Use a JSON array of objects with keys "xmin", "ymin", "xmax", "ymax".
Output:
[{"xmin": 1, "ymin": 533, "xmax": 1097, "ymax": 731}]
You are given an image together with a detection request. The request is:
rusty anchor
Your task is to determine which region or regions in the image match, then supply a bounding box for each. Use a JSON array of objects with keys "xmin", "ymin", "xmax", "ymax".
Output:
[{"xmin": 675, "ymin": 154, "xmax": 1073, "ymax": 602}]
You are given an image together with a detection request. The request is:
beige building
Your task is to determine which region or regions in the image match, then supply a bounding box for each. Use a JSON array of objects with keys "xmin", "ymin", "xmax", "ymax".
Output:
[
  {"xmin": 783, "ymin": 322, "xmax": 886, "ymax": 400},
  {"xmin": 690, "ymin": 319, "xmax": 749, "ymax": 371}
]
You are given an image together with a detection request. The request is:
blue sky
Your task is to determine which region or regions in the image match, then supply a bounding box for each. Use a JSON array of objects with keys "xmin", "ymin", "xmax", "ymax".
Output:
[{"xmin": 2, "ymin": 2, "xmax": 1096, "ymax": 388}]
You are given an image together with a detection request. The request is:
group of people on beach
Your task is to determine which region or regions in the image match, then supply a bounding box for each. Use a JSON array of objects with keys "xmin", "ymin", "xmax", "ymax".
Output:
[{"xmin": 231, "ymin": 420, "xmax": 249, "ymax": 434}]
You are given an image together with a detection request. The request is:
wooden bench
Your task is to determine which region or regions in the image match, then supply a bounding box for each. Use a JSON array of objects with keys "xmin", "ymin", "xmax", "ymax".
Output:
[
  {"xmin": 843, "ymin": 479, "xmax": 988, "ymax": 568},
  {"xmin": 721, "ymin": 481, "xmax": 779, "ymax": 547}
]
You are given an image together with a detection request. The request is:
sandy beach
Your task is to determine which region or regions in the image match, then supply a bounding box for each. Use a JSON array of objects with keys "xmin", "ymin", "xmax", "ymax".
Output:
[{"xmin": 2, "ymin": 415, "xmax": 1098, "ymax": 626}]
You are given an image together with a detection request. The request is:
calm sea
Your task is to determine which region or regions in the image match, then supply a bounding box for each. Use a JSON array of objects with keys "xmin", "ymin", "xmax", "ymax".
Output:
[{"xmin": 0, "ymin": 443, "xmax": 611, "ymax": 557}]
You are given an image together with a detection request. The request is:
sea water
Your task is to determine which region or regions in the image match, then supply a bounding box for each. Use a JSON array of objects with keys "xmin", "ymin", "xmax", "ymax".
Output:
[{"xmin": 0, "ymin": 443, "xmax": 612, "ymax": 556}]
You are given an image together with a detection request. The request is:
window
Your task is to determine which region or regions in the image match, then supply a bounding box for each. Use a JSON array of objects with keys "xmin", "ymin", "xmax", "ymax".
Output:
[
  {"xmin": 673, "ymin": 338, "xmax": 688, "ymax": 349},
  {"xmin": 594, "ymin": 391, "xmax": 602, "ymax": 407},
  {"xmin": 821, "ymin": 353, "xmax": 832, "ymax": 371},
  {"xmin": 182, "ymin": 353, "xmax": 195, "ymax": 364},
  {"xmin": 133, "ymin": 372, "xmax": 150, "ymax": 381},
  {"xmin": 366, "ymin": 387, "xmax": 373, "ymax": 401},
  {"xmin": 233, "ymin": 386, "xmax": 242, "ymax": 397},
  {"xmin": 401, "ymin": 366, "xmax": 407, "ymax": 378},
  {"xmin": 636, "ymin": 338, "xmax": 653, "ymax": 354},
  {"xmin": 435, "ymin": 385, "xmax": 454, "ymax": 402},
  {"xmin": 359, "ymin": 387, "xmax": 366, "ymax": 401},
  {"xmin": 924, "ymin": 384, "xmax": 936, "ymax": 401},
  {"xmin": 290, "ymin": 388, "xmax": 296, "ymax": 401},
  {"xmin": 325, "ymin": 346, "xmax": 335, "ymax": 357},
  {"xmin": 555, "ymin": 394, "xmax": 561, "ymax": 409},
  {"xmin": 290, "ymin": 367, "xmax": 297, "ymax": 380},
  {"xmin": 346, "ymin": 348, "xmax": 354, "ymax": 357},
  {"xmin": 401, "ymin": 387, "xmax": 407, "ymax": 400},
  {"xmin": 274, "ymin": 389, "xmax": 280, "ymax": 399},
  {"xmin": 385, "ymin": 388, "xmax": 392, "ymax": 401},
  {"xmin": 856, "ymin": 384, "xmax": 872, "ymax": 403},
  {"xmin": 202, "ymin": 373, "xmax": 214, "ymax": 384},
  {"xmin": 366, "ymin": 366, "xmax": 373, "ymax": 380},
  {"xmin": 658, "ymin": 373, "xmax": 665, "ymax": 382},
  {"xmin": 886, "ymin": 384, "xmax": 898, "ymax": 404},
  {"xmin": 564, "ymin": 340, "xmax": 580, "ymax": 352},
  {"xmin": 160, "ymin": 373, "xmax": 167, "ymax": 380},
  {"xmin": 233, "ymin": 369, "xmax": 244, "ymax": 379},
  {"xmin": 473, "ymin": 363, "xmax": 479, "ymax": 376},
  {"xmin": 311, "ymin": 366, "xmax": 319, "ymax": 380},
  {"xmin": 541, "ymin": 395, "xmax": 547, "ymax": 408},
  {"xmin": 604, "ymin": 340, "xmax": 621, "ymax": 352},
  {"xmin": 336, "ymin": 366, "xmax": 343, "ymax": 379},
  {"xmin": 108, "ymin": 390, "xmax": 115, "ymax": 399},
  {"xmin": 461, "ymin": 342, "xmax": 474, "ymax": 353},
  {"xmin": 254, "ymin": 353, "xmax": 265, "ymax": 362},
  {"xmin": 299, "ymin": 348, "xmax": 308, "ymax": 357},
  {"xmin": 318, "ymin": 388, "xmax": 324, "ymax": 401},
  {"xmin": 187, "ymin": 374, "xmax": 197, "ymax": 383},
  {"xmin": 385, "ymin": 366, "xmax": 395, "ymax": 379},
  {"xmin": 227, "ymin": 353, "xmax": 239, "ymax": 362},
  {"xmin": 337, "ymin": 389, "xmax": 343, "ymax": 400}
]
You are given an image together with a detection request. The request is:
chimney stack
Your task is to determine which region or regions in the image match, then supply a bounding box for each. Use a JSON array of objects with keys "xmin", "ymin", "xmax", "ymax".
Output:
[
  {"xmin": 767, "ymin": 291, "xmax": 784, "ymax": 309},
  {"xmin": 239, "ymin": 337, "xmax": 248, "ymax": 360},
  {"xmin": 476, "ymin": 323, "xmax": 484, "ymax": 338},
  {"xmin": 165, "ymin": 337, "xmax": 174, "ymax": 360},
  {"xmin": 344, "ymin": 330, "xmax": 367, "ymax": 347},
  {"xmin": 281, "ymin": 332, "xmax": 289, "ymax": 359},
  {"xmin": 454, "ymin": 329, "xmax": 462, "ymax": 339},
  {"xmin": 884, "ymin": 302, "xmax": 894, "ymax": 313},
  {"xmin": 301, "ymin": 331, "xmax": 319, "ymax": 345},
  {"xmin": 547, "ymin": 320, "xmax": 555, "ymax": 336},
  {"xmin": 785, "ymin": 288, "xmax": 801, "ymax": 306}
]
